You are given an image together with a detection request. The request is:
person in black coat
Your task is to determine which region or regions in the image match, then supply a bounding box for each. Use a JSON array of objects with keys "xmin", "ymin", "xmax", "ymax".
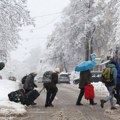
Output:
[
  {"xmin": 44, "ymin": 68, "xmax": 60, "ymax": 107},
  {"xmin": 23, "ymin": 72, "xmax": 37, "ymax": 105},
  {"xmin": 23, "ymin": 72, "xmax": 37, "ymax": 93},
  {"xmin": 0, "ymin": 62, "xmax": 5, "ymax": 70},
  {"xmin": 0, "ymin": 62, "xmax": 5, "ymax": 80}
]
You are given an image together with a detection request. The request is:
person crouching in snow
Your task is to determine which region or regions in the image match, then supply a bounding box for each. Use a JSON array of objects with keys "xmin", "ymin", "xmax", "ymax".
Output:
[{"xmin": 23, "ymin": 72, "xmax": 37, "ymax": 105}]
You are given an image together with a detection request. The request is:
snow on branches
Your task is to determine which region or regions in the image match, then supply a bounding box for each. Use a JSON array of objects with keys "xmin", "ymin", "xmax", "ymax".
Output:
[{"xmin": 0, "ymin": 0, "xmax": 34, "ymax": 61}]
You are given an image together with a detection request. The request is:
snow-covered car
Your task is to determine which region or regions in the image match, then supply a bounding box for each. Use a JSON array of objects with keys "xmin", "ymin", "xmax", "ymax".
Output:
[
  {"xmin": 72, "ymin": 71, "xmax": 102, "ymax": 84},
  {"xmin": 8, "ymin": 76, "xmax": 16, "ymax": 81},
  {"xmin": 58, "ymin": 72, "xmax": 70, "ymax": 84}
]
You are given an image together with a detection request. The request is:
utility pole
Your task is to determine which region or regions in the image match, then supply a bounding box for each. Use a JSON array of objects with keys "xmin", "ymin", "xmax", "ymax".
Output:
[
  {"xmin": 85, "ymin": 0, "xmax": 92, "ymax": 61},
  {"xmin": 64, "ymin": 61, "xmax": 68, "ymax": 72},
  {"xmin": 85, "ymin": 2, "xmax": 96, "ymax": 61},
  {"xmin": 90, "ymin": 25, "xmax": 96, "ymax": 55},
  {"xmin": 85, "ymin": 31, "xmax": 91, "ymax": 61}
]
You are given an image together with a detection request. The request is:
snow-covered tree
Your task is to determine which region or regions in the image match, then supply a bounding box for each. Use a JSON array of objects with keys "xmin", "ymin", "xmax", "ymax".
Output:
[
  {"xmin": 43, "ymin": 0, "xmax": 120, "ymax": 71},
  {"xmin": 46, "ymin": 0, "xmax": 107, "ymax": 71},
  {"xmin": 0, "ymin": 0, "xmax": 33, "ymax": 61}
]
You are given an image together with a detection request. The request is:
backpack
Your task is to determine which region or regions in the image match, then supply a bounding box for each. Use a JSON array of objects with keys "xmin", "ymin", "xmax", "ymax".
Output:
[
  {"xmin": 42, "ymin": 71, "xmax": 53, "ymax": 83},
  {"xmin": 21, "ymin": 75, "xmax": 27, "ymax": 84},
  {"xmin": 101, "ymin": 67, "xmax": 113, "ymax": 83}
]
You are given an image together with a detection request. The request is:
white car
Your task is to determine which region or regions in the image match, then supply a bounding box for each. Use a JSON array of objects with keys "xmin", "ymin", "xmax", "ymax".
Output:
[{"xmin": 58, "ymin": 72, "xmax": 70, "ymax": 84}]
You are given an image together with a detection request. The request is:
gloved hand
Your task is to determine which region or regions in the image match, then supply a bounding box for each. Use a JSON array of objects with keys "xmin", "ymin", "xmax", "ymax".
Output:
[{"xmin": 113, "ymin": 86, "xmax": 116, "ymax": 90}]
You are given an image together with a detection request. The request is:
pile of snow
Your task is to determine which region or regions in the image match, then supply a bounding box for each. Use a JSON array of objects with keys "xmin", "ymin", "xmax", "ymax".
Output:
[
  {"xmin": 92, "ymin": 82, "xmax": 109, "ymax": 96},
  {"xmin": 0, "ymin": 101, "xmax": 26, "ymax": 116},
  {"xmin": 70, "ymin": 81, "xmax": 109, "ymax": 96},
  {"xmin": 0, "ymin": 79, "xmax": 26, "ymax": 117}
]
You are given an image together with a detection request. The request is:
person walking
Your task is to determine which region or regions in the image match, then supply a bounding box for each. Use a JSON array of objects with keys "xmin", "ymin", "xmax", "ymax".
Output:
[
  {"xmin": 0, "ymin": 62, "xmax": 5, "ymax": 70},
  {"xmin": 23, "ymin": 72, "xmax": 37, "ymax": 93},
  {"xmin": 111, "ymin": 59, "xmax": 120, "ymax": 105},
  {"xmin": 76, "ymin": 69, "xmax": 97, "ymax": 106},
  {"xmin": 44, "ymin": 68, "xmax": 60, "ymax": 107},
  {"xmin": 100, "ymin": 60, "xmax": 117, "ymax": 110},
  {"xmin": 0, "ymin": 62, "xmax": 5, "ymax": 79}
]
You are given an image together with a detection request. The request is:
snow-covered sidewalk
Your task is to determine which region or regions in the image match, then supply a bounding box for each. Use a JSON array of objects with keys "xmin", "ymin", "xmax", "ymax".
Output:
[{"xmin": 0, "ymin": 79, "xmax": 26, "ymax": 117}]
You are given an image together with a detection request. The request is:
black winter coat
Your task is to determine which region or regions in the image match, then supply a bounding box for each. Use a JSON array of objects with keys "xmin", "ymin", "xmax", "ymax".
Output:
[
  {"xmin": 79, "ymin": 70, "xmax": 91, "ymax": 88},
  {"xmin": 44, "ymin": 72, "xmax": 58, "ymax": 88},
  {"xmin": 23, "ymin": 74, "xmax": 37, "ymax": 91}
]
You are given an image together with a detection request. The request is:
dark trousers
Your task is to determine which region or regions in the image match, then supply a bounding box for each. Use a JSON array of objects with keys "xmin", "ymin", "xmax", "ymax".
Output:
[
  {"xmin": 114, "ymin": 84, "xmax": 120, "ymax": 104},
  {"xmin": 45, "ymin": 87, "xmax": 58, "ymax": 105},
  {"xmin": 76, "ymin": 88, "xmax": 94, "ymax": 104}
]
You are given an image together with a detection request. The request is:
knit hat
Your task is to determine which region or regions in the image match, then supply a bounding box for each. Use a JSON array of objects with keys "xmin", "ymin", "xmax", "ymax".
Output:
[{"xmin": 54, "ymin": 68, "xmax": 60, "ymax": 73}]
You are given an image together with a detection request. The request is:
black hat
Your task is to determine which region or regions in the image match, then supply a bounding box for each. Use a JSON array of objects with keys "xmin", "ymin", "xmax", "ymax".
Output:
[{"xmin": 0, "ymin": 62, "xmax": 5, "ymax": 70}]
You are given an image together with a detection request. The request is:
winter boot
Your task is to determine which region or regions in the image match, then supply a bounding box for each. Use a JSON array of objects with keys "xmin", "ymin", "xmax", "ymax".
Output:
[
  {"xmin": 76, "ymin": 103, "xmax": 83, "ymax": 106},
  {"xmin": 111, "ymin": 106, "xmax": 117, "ymax": 110},
  {"xmin": 100, "ymin": 99, "xmax": 106, "ymax": 108},
  {"xmin": 89, "ymin": 99, "xmax": 97, "ymax": 105}
]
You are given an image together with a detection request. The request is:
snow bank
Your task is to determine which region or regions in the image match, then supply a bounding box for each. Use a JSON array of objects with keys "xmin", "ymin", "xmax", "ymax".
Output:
[
  {"xmin": 92, "ymin": 82, "xmax": 109, "ymax": 96},
  {"xmin": 0, "ymin": 79, "xmax": 20, "ymax": 100},
  {"xmin": 0, "ymin": 101, "xmax": 26, "ymax": 116},
  {"xmin": 70, "ymin": 81, "xmax": 109, "ymax": 96},
  {"xmin": 0, "ymin": 79, "xmax": 26, "ymax": 116}
]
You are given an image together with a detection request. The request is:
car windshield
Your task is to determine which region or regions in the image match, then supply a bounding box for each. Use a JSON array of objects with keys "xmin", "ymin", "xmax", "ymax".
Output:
[{"xmin": 60, "ymin": 74, "xmax": 69, "ymax": 77}]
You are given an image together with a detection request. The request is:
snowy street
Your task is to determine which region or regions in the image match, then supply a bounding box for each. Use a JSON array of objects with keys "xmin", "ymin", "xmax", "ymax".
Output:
[
  {"xmin": 14, "ymin": 83, "xmax": 120, "ymax": 120},
  {"xmin": 1, "ymin": 0, "xmax": 120, "ymax": 120}
]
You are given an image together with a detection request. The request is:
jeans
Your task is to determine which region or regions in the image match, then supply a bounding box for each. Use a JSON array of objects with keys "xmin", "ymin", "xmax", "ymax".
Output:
[
  {"xmin": 115, "ymin": 84, "xmax": 120, "ymax": 104},
  {"xmin": 103, "ymin": 86, "xmax": 115, "ymax": 107}
]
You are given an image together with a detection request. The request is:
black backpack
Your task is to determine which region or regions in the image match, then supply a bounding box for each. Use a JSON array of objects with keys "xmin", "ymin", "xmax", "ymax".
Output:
[
  {"xmin": 42, "ymin": 71, "xmax": 53, "ymax": 83},
  {"xmin": 21, "ymin": 75, "xmax": 27, "ymax": 84}
]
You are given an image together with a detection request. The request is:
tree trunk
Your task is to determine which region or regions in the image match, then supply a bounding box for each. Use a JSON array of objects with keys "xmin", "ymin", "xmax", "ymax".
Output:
[
  {"xmin": 90, "ymin": 37, "xmax": 93, "ymax": 54},
  {"xmin": 85, "ymin": 39, "xmax": 89, "ymax": 61},
  {"xmin": 85, "ymin": 31, "xmax": 91, "ymax": 61}
]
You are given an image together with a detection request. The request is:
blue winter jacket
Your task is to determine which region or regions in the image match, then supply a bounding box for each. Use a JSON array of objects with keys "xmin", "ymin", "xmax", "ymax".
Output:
[{"xmin": 112, "ymin": 61, "xmax": 120, "ymax": 84}]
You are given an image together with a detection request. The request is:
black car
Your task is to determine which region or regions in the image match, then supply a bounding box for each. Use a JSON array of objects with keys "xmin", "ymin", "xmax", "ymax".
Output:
[
  {"xmin": 73, "ymin": 71, "xmax": 102, "ymax": 84},
  {"xmin": 90, "ymin": 71, "xmax": 102, "ymax": 82}
]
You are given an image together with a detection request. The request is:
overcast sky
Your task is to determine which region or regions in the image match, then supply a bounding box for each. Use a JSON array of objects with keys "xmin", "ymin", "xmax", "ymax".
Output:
[{"xmin": 11, "ymin": 0, "xmax": 70, "ymax": 61}]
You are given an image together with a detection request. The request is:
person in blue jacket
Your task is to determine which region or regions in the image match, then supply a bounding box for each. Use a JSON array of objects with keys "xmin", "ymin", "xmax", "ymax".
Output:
[{"xmin": 112, "ymin": 59, "xmax": 120, "ymax": 104}]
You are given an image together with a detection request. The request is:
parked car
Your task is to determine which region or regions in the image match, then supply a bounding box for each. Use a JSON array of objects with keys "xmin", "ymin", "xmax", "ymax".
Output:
[
  {"xmin": 58, "ymin": 72, "xmax": 70, "ymax": 84},
  {"xmin": 90, "ymin": 71, "xmax": 102, "ymax": 82},
  {"xmin": 0, "ymin": 75, "xmax": 2, "ymax": 79},
  {"xmin": 8, "ymin": 76, "xmax": 16, "ymax": 81},
  {"xmin": 72, "ymin": 71, "xmax": 102, "ymax": 85},
  {"xmin": 73, "ymin": 78, "xmax": 79, "ymax": 84}
]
